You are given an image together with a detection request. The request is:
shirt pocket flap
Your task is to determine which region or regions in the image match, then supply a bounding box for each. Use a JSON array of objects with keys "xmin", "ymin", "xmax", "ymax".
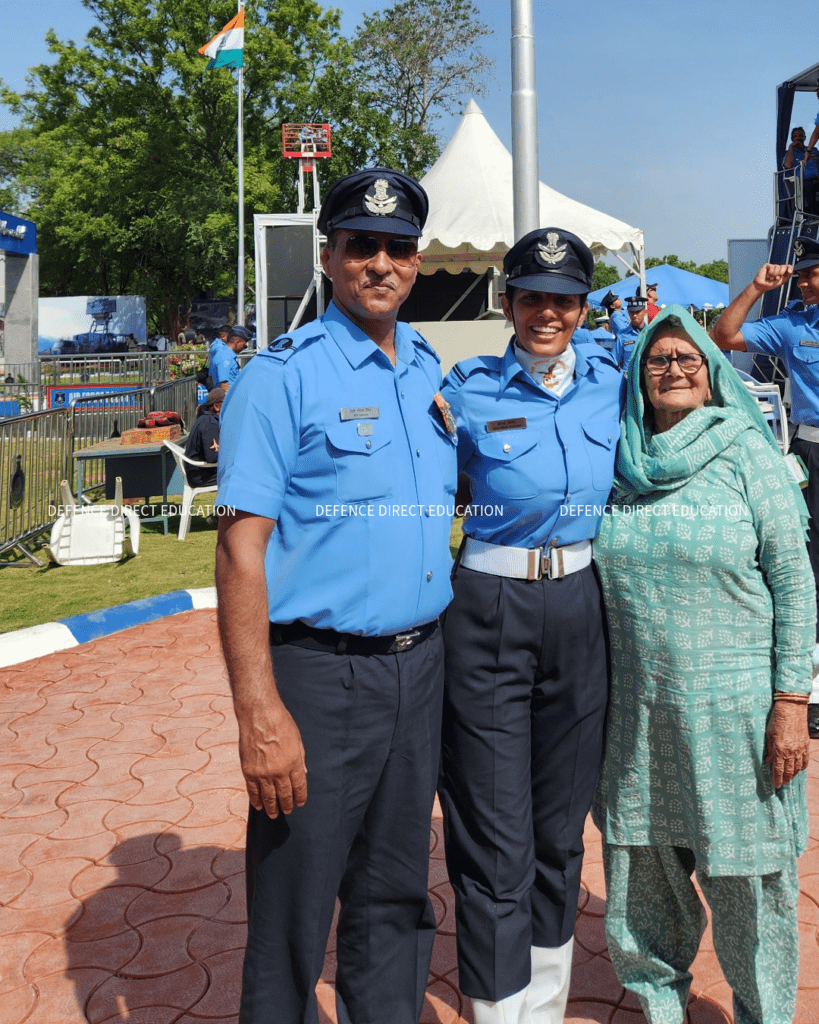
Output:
[
  {"xmin": 476, "ymin": 430, "xmax": 539, "ymax": 462},
  {"xmin": 792, "ymin": 343, "xmax": 819, "ymax": 364},
  {"xmin": 326, "ymin": 421, "xmax": 392, "ymax": 455},
  {"xmin": 581, "ymin": 421, "xmax": 617, "ymax": 449}
]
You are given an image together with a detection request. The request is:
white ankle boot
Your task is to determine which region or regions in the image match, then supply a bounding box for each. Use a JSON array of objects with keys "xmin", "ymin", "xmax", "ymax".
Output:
[
  {"xmin": 471, "ymin": 983, "xmax": 530, "ymax": 1024},
  {"xmin": 528, "ymin": 937, "xmax": 573, "ymax": 1023}
]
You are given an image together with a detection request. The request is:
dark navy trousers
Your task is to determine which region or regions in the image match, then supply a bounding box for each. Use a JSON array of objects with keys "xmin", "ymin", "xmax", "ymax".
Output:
[
  {"xmin": 439, "ymin": 564, "xmax": 609, "ymax": 1001},
  {"xmin": 239, "ymin": 632, "xmax": 444, "ymax": 1024}
]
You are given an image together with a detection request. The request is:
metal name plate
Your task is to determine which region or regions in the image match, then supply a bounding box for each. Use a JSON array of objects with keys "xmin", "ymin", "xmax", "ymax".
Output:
[
  {"xmin": 800, "ymin": 340, "xmax": 819, "ymax": 349},
  {"xmin": 357, "ymin": 422, "xmax": 374, "ymax": 436},
  {"xmin": 340, "ymin": 406, "xmax": 380, "ymax": 420},
  {"xmin": 486, "ymin": 417, "xmax": 528, "ymax": 433}
]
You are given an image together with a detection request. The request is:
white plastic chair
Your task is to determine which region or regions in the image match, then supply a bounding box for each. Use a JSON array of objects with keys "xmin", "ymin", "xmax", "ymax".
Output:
[
  {"xmin": 734, "ymin": 369, "xmax": 788, "ymax": 455},
  {"xmin": 163, "ymin": 440, "xmax": 217, "ymax": 541},
  {"xmin": 46, "ymin": 478, "xmax": 140, "ymax": 566}
]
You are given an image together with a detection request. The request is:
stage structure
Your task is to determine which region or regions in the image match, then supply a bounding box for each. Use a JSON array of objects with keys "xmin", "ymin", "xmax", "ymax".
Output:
[{"xmin": 0, "ymin": 211, "xmax": 38, "ymax": 370}]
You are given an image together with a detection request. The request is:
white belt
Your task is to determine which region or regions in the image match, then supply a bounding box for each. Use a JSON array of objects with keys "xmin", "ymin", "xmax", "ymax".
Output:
[
  {"xmin": 461, "ymin": 536, "xmax": 592, "ymax": 581},
  {"xmin": 797, "ymin": 424, "xmax": 819, "ymax": 443}
]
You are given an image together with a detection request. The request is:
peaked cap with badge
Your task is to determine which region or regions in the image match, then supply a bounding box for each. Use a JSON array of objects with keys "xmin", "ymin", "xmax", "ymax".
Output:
[
  {"xmin": 627, "ymin": 294, "xmax": 648, "ymax": 311},
  {"xmin": 503, "ymin": 227, "xmax": 594, "ymax": 295},
  {"xmin": 600, "ymin": 290, "xmax": 619, "ymax": 310},
  {"xmin": 793, "ymin": 235, "xmax": 819, "ymax": 271},
  {"xmin": 318, "ymin": 168, "xmax": 429, "ymax": 238}
]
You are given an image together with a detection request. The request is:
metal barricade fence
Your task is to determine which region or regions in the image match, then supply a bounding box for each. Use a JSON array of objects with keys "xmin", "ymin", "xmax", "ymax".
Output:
[
  {"xmin": 0, "ymin": 408, "xmax": 72, "ymax": 562},
  {"xmin": 0, "ymin": 376, "xmax": 205, "ymax": 562}
]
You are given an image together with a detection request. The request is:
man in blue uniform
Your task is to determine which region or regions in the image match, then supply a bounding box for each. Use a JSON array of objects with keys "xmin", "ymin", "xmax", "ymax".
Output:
[
  {"xmin": 713, "ymin": 235, "xmax": 819, "ymax": 735},
  {"xmin": 783, "ymin": 126, "xmax": 819, "ymax": 214},
  {"xmin": 211, "ymin": 324, "xmax": 250, "ymax": 390},
  {"xmin": 601, "ymin": 289, "xmax": 629, "ymax": 336},
  {"xmin": 611, "ymin": 294, "xmax": 647, "ymax": 370},
  {"xmin": 215, "ymin": 168, "xmax": 456, "ymax": 1024}
]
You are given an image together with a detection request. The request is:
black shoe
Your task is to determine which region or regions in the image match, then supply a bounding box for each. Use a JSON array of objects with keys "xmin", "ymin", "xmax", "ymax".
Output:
[{"xmin": 809, "ymin": 704, "xmax": 819, "ymax": 738}]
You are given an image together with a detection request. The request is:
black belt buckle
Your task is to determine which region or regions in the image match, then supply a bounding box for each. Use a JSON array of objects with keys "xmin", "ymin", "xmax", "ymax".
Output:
[{"xmin": 391, "ymin": 629, "xmax": 421, "ymax": 653}]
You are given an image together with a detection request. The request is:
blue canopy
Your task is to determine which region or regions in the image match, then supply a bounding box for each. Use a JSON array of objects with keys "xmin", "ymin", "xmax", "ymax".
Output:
[{"xmin": 587, "ymin": 263, "xmax": 729, "ymax": 311}]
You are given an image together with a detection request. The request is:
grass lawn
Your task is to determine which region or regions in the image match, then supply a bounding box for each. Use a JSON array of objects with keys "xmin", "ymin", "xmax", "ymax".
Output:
[{"xmin": 1, "ymin": 499, "xmax": 465, "ymax": 634}]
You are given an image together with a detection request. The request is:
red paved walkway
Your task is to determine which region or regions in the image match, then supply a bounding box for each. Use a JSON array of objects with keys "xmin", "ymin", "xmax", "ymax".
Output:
[{"xmin": 1, "ymin": 609, "xmax": 818, "ymax": 1024}]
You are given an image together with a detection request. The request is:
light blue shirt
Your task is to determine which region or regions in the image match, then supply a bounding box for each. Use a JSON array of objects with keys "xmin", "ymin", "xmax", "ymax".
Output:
[
  {"xmin": 612, "ymin": 322, "xmax": 641, "ymax": 370},
  {"xmin": 216, "ymin": 302, "xmax": 456, "ymax": 634},
  {"xmin": 610, "ymin": 308, "xmax": 629, "ymax": 337},
  {"xmin": 441, "ymin": 339, "xmax": 623, "ymax": 548},
  {"xmin": 742, "ymin": 305, "xmax": 819, "ymax": 426},
  {"xmin": 210, "ymin": 339, "xmax": 240, "ymax": 387}
]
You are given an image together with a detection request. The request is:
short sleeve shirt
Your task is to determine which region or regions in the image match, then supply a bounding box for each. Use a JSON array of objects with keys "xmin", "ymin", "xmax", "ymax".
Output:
[
  {"xmin": 742, "ymin": 306, "xmax": 819, "ymax": 425},
  {"xmin": 216, "ymin": 302, "xmax": 457, "ymax": 635},
  {"xmin": 210, "ymin": 340, "xmax": 239, "ymax": 387}
]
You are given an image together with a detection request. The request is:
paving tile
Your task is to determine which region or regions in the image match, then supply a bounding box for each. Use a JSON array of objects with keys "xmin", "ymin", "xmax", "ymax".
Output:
[
  {"xmin": 1, "ymin": 984, "xmax": 38, "ymax": 1024},
  {"xmin": 199, "ymin": 721, "xmax": 239, "ymax": 749},
  {"xmin": 8, "ymin": 857, "xmax": 91, "ymax": 911},
  {"xmin": 125, "ymin": 915, "xmax": 200, "ymax": 975},
  {"xmin": 19, "ymin": 966, "xmax": 110, "ymax": 1024},
  {"xmin": 85, "ymin": 962, "xmax": 209, "ymax": 1023},
  {"xmin": 188, "ymin": 918, "xmax": 247, "ymax": 960},
  {"xmin": 72, "ymin": 854, "xmax": 171, "ymax": 898},
  {"xmin": 159, "ymin": 818, "xmax": 247, "ymax": 853},
  {"xmin": 102, "ymin": 795, "xmax": 192, "ymax": 831},
  {"xmin": 565, "ymin": 1000, "xmax": 614, "ymax": 1023},
  {"xmin": 686, "ymin": 995, "xmax": 733, "ymax": 1023},
  {"xmin": 151, "ymin": 727, "xmax": 220, "ymax": 759},
  {"xmin": 185, "ymin": 947, "xmax": 244, "ymax": 1017},
  {"xmin": 125, "ymin": 766, "xmax": 191, "ymax": 806},
  {"xmin": 175, "ymin": 787, "xmax": 237, "ymax": 829},
  {"xmin": 24, "ymin": 928, "xmax": 140, "ymax": 978},
  {"xmin": 0, "ymin": 808, "xmax": 67, "ymax": 836},
  {"xmin": 0, "ymin": 932, "xmax": 51, "ymax": 994},
  {"xmin": 212, "ymin": 848, "xmax": 246, "ymax": 879},
  {"xmin": 569, "ymin": 952, "xmax": 625, "ymax": 1003},
  {"xmin": 574, "ymin": 905, "xmax": 610, "ymax": 958},
  {"xmin": 0, "ymin": 865, "xmax": 32, "ymax": 904},
  {"xmin": 150, "ymin": 839, "xmax": 223, "ymax": 892},
  {"xmin": 133, "ymin": 748, "xmax": 212, "ymax": 775},
  {"xmin": 211, "ymin": 872, "xmax": 247, "ymax": 923},
  {"xmin": 14, "ymin": 759, "xmax": 98, "ymax": 789},
  {"xmin": 50, "ymin": 799, "xmax": 122, "ymax": 839},
  {"xmin": 421, "ymin": 976, "xmax": 463, "ymax": 1024},
  {"xmin": 40, "ymin": 735, "xmax": 100, "ymax": 769},
  {"xmin": 126, "ymin": 880, "xmax": 230, "ymax": 926},
  {"xmin": 66, "ymin": 886, "xmax": 146, "ymax": 941},
  {"xmin": 87, "ymin": 733, "xmax": 164, "ymax": 758},
  {"xmin": 4, "ymin": 779, "xmax": 76, "ymax": 817}
]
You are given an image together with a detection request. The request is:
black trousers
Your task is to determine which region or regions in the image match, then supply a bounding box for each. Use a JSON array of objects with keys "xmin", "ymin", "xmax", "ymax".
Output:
[
  {"xmin": 790, "ymin": 435, "xmax": 819, "ymax": 642},
  {"xmin": 439, "ymin": 564, "xmax": 609, "ymax": 1001},
  {"xmin": 239, "ymin": 631, "xmax": 444, "ymax": 1024}
]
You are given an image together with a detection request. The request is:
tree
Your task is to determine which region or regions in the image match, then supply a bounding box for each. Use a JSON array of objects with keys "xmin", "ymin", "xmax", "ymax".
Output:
[
  {"xmin": 695, "ymin": 259, "xmax": 728, "ymax": 284},
  {"xmin": 354, "ymin": 0, "xmax": 495, "ymax": 136},
  {"xmin": 592, "ymin": 262, "xmax": 620, "ymax": 291}
]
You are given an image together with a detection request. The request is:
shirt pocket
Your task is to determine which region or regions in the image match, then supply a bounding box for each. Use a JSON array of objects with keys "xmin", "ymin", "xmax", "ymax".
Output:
[
  {"xmin": 475, "ymin": 429, "xmax": 540, "ymax": 500},
  {"xmin": 581, "ymin": 419, "xmax": 617, "ymax": 491},
  {"xmin": 325, "ymin": 422, "xmax": 394, "ymax": 501}
]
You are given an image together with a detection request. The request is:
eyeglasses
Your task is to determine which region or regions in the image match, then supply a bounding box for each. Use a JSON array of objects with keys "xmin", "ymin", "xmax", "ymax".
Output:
[
  {"xmin": 642, "ymin": 353, "xmax": 707, "ymax": 375},
  {"xmin": 331, "ymin": 234, "xmax": 419, "ymax": 265}
]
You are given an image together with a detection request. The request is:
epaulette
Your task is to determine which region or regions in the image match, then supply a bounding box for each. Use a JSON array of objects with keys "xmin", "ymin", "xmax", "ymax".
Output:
[
  {"xmin": 582, "ymin": 344, "xmax": 620, "ymax": 371},
  {"xmin": 444, "ymin": 355, "xmax": 503, "ymax": 389},
  {"xmin": 411, "ymin": 330, "xmax": 442, "ymax": 364},
  {"xmin": 260, "ymin": 323, "xmax": 324, "ymax": 362}
]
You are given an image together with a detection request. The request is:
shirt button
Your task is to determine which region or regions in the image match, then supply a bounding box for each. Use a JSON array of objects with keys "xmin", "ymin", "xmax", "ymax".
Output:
[
  {"xmin": 427, "ymin": 571, "xmax": 433, "ymax": 581},
  {"xmin": 425, "ymin": 506, "xmax": 431, "ymax": 517},
  {"xmin": 503, "ymin": 443, "xmax": 511, "ymax": 453},
  {"xmin": 401, "ymin": 391, "xmax": 405, "ymax": 397},
  {"xmin": 416, "ymin": 449, "xmax": 421, "ymax": 456},
  {"xmin": 366, "ymin": 440, "xmax": 372, "ymax": 449}
]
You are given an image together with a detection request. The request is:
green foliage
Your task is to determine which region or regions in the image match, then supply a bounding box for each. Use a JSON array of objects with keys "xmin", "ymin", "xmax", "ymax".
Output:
[
  {"xmin": 2, "ymin": 0, "xmax": 487, "ymax": 332},
  {"xmin": 592, "ymin": 262, "xmax": 620, "ymax": 291},
  {"xmin": 645, "ymin": 255, "xmax": 728, "ymax": 283},
  {"xmin": 355, "ymin": 0, "xmax": 495, "ymax": 135}
]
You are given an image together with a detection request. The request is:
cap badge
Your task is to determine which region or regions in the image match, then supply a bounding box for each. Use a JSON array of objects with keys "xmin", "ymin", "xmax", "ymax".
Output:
[
  {"xmin": 364, "ymin": 178, "xmax": 398, "ymax": 217},
  {"xmin": 794, "ymin": 240, "xmax": 804, "ymax": 257},
  {"xmin": 536, "ymin": 232, "xmax": 567, "ymax": 266}
]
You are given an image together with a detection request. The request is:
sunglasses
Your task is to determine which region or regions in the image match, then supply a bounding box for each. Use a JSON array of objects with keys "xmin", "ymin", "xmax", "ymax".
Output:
[{"xmin": 333, "ymin": 234, "xmax": 419, "ymax": 264}]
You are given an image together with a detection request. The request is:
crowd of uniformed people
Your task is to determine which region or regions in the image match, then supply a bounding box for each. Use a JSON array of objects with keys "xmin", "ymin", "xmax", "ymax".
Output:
[{"xmin": 204, "ymin": 162, "xmax": 819, "ymax": 1024}]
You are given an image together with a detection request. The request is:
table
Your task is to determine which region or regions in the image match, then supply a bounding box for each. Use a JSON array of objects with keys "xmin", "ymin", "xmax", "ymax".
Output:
[{"xmin": 72, "ymin": 437, "xmax": 187, "ymax": 534}]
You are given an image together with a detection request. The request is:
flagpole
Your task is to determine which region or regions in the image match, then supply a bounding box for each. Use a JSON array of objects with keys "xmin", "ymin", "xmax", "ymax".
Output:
[{"xmin": 236, "ymin": 0, "xmax": 245, "ymax": 326}]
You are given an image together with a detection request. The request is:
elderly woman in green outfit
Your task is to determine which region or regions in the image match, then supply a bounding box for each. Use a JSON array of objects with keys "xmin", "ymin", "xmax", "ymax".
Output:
[{"xmin": 593, "ymin": 305, "xmax": 814, "ymax": 1024}]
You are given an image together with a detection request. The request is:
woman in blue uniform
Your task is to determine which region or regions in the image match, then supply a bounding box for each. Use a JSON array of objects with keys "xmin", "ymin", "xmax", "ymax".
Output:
[{"xmin": 439, "ymin": 228, "xmax": 623, "ymax": 1024}]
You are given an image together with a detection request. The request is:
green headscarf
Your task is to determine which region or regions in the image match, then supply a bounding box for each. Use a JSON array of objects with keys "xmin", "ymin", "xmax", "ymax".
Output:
[{"xmin": 614, "ymin": 304, "xmax": 785, "ymax": 500}]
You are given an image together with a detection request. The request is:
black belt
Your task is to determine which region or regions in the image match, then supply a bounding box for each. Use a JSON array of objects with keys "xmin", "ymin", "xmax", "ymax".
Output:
[{"xmin": 269, "ymin": 619, "xmax": 438, "ymax": 655}]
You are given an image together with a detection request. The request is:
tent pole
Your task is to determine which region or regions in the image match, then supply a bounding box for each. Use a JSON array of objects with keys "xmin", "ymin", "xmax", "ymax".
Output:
[{"xmin": 511, "ymin": 0, "xmax": 539, "ymax": 241}]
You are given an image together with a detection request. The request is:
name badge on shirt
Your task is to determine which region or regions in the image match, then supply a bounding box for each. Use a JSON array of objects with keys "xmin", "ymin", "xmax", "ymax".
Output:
[
  {"xmin": 486, "ymin": 417, "xmax": 528, "ymax": 433},
  {"xmin": 340, "ymin": 406, "xmax": 380, "ymax": 421},
  {"xmin": 357, "ymin": 423, "xmax": 374, "ymax": 436},
  {"xmin": 799, "ymin": 340, "xmax": 819, "ymax": 349}
]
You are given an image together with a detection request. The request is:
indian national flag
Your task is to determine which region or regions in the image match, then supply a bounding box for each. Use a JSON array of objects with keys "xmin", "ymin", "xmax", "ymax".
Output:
[{"xmin": 199, "ymin": 9, "xmax": 244, "ymax": 70}]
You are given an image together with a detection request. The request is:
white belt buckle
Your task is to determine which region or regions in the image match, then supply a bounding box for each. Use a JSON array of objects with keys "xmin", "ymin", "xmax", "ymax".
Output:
[
  {"xmin": 394, "ymin": 629, "xmax": 420, "ymax": 652},
  {"xmin": 546, "ymin": 543, "xmax": 565, "ymax": 581}
]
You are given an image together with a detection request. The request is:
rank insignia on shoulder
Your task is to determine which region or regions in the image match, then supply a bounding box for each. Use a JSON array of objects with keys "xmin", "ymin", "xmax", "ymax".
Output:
[
  {"xmin": 268, "ymin": 337, "xmax": 293, "ymax": 351},
  {"xmin": 486, "ymin": 417, "xmax": 527, "ymax": 433},
  {"xmin": 433, "ymin": 391, "xmax": 457, "ymax": 436}
]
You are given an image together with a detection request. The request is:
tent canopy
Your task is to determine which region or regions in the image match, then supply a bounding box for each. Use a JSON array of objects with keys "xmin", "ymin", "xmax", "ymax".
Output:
[
  {"xmin": 587, "ymin": 263, "xmax": 729, "ymax": 311},
  {"xmin": 418, "ymin": 99, "xmax": 643, "ymax": 275}
]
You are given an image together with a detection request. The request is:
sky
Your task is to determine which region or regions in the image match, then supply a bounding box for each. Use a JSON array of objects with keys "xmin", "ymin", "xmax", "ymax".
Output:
[{"xmin": 2, "ymin": 0, "xmax": 819, "ymax": 268}]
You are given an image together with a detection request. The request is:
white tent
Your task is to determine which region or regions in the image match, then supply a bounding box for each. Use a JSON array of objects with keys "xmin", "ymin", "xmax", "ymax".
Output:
[{"xmin": 418, "ymin": 99, "xmax": 644, "ymax": 275}]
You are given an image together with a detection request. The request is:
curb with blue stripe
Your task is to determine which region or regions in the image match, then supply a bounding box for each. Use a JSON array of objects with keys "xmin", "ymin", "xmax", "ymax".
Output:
[{"xmin": 0, "ymin": 587, "xmax": 218, "ymax": 669}]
